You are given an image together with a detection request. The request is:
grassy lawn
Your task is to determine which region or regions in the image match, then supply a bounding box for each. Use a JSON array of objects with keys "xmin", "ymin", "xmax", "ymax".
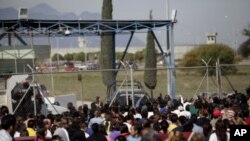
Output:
[{"xmin": 35, "ymin": 66, "xmax": 250, "ymax": 101}]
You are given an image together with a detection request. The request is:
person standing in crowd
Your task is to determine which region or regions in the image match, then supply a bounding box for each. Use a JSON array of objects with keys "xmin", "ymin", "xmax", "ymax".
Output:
[
  {"xmin": 68, "ymin": 118, "xmax": 86, "ymax": 141},
  {"xmin": 0, "ymin": 114, "xmax": 16, "ymax": 141},
  {"xmin": 95, "ymin": 96, "xmax": 103, "ymax": 108},
  {"xmin": 80, "ymin": 122, "xmax": 90, "ymax": 138},
  {"xmin": 36, "ymin": 128, "xmax": 47, "ymax": 141},
  {"xmin": 196, "ymin": 109, "xmax": 210, "ymax": 127},
  {"xmin": 53, "ymin": 115, "xmax": 70, "ymax": 141},
  {"xmin": 209, "ymin": 119, "xmax": 230, "ymax": 141},
  {"xmin": 26, "ymin": 119, "xmax": 37, "ymax": 136},
  {"xmin": 88, "ymin": 110, "xmax": 104, "ymax": 128},
  {"xmin": 157, "ymin": 120, "xmax": 169, "ymax": 141},
  {"xmin": 127, "ymin": 123, "xmax": 142, "ymax": 141},
  {"xmin": 86, "ymin": 123, "xmax": 107, "ymax": 141},
  {"xmin": 202, "ymin": 123, "xmax": 212, "ymax": 141},
  {"xmin": 0, "ymin": 106, "xmax": 9, "ymax": 119},
  {"xmin": 168, "ymin": 113, "xmax": 179, "ymax": 133},
  {"xmin": 43, "ymin": 118, "xmax": 52, "ymax": 138}
]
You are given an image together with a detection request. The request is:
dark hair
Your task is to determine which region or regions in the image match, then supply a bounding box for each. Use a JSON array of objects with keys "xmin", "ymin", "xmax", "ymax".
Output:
[
  {"xmin": 182, "ymin": 120, "xmax": 193, "ymax": 132},
  {"xmin": 160, "ymin": 120, "xmax": 169, "ymax": 133},
  {"xmin": 99, "ymin": 124, "xmax": 107, "ymax": 135},
  {"xmin": 215, "ymin": 119, "xmax": 227, "ymax": 141},
  {"xmin": 141, "ymin": 109, "xmax": 148, "ymax": 119},
  {"xmin": 178, "ymin": 116, "xmax": 187, "ymax": 125},
  {"xmin": 27, "ymin": 119, "xmax": 36, "ymax": 128},
  {"xmin": 115, "ymin": 135, "xmax": 127, "ymax": 141},
  {"xmin": 153, "ymin": 122, "xmax": 161, "ymax": 132},
  {"xmin": 1, "ymin": 114, "xmax": 16, "ymax": 130},
  {"xmin": 170, "ymin": 113, "xmax": 178, "ymax": 123},
  {"xmin": 0, "ymin": 105, "xmax": 9, "ymax": 115},
  {"xmin": 203, "ymin": 123, "xmax": 212, "ymax": 138},
  {"xmin": 51, "ymin": 135, "xmax": 62, "ymax": 141},
  {"xmin": 133, "ymin": 123, "xmax": 142, "ymax": 135},
  {"xmin": 91, "ymin": 123, "xmax": 99, "ymax": 133},
  {"xmin": 120, "ymin": 124, "xmax": 129, "ymax": 134},
  {"xmin": 36, "ymin": 128, "xmax": 46, "ymax": 139},
  {"xmin": 190, "ymin": 114, "xmax": 198, "ymax": 123}
]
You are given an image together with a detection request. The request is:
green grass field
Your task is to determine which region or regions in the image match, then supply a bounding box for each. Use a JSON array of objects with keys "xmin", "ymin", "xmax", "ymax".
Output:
[{"xmin": 34, "ymin": 66, "xmax": 250, "ymax": 102}]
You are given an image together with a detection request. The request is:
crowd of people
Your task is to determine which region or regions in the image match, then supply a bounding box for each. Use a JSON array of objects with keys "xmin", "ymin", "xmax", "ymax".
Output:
[{"xmin": 1, "ymin": 86, "xmax": 250, "ymax": 141}]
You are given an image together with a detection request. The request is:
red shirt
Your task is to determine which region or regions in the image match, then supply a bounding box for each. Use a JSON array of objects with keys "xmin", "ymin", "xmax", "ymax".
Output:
[{"xmin": 244, "ymin": 117, "xmax": 250, "ymax": 125}]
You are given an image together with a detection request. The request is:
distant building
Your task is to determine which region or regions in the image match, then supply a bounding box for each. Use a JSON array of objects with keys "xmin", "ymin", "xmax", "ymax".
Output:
[{"xmin": 206, "ymin": 32, "xmax": 217, "ymax": 44}]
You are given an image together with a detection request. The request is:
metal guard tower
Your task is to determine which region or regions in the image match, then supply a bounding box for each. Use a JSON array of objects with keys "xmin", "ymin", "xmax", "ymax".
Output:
[{"xmin": 0, "ymin": 19, "xmax": 177, "ymax": 99}]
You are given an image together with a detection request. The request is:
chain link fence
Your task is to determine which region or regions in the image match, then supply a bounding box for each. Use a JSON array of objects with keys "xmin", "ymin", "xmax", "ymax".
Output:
[{"xmin": 1, "ymin": 64, "xmax": 250, "ymax": 115}]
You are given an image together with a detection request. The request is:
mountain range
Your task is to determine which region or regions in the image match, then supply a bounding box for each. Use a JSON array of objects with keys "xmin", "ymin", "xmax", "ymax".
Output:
[{"xmin": 0, "ymin": 3, "xmax": 145, "ymax": 47}]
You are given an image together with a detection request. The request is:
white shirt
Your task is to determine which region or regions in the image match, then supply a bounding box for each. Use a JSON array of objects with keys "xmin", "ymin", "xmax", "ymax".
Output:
[
  {"xmin": 85, "ymin": 132, "xmax": 90, "ymax": 138},
  {"xmin": 0, "ymin": 129, "xmax": 13, "ymax": 141},
  {"xmin": 14, "ymin": 131, "xmax": 20, "ymax": 138},
  {"xmin": 209, "ymin": 132, "xmax": 230, "ymax": 141},
  {"xmin": 179, "ymin": 110, "xmax": 191, "ymax": 119},
  {"xmin": 134, "ymin": 113, "xmax": 142, "ymax": 119},
  {"xmin": 53, "ymin": 127, "xmax": 70, "ymax": 141},
  {"xmin": 46, "ymin": 129, "xmax": 52, "ymax": 138}
]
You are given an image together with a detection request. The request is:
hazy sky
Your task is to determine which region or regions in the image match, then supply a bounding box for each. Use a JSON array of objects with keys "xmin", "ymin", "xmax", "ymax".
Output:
[{"xmin": 1, "ymin": 0, "xmax": 250, "ymax": 48}]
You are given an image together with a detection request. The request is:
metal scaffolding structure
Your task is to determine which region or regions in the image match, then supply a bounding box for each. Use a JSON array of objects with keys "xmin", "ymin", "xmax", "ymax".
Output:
[{"xmin": 0, "ymin": 19, "xmax": 177, "ymax": 99}]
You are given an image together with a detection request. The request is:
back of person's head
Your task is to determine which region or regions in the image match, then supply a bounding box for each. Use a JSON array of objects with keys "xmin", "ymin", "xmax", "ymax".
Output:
[
  {"xmin": 160, "ymin": 120, "xmax": 169, "ymax": 133},
  {"xmin": 190, "ymin": 114, "xmax": 197, "ymax": 123},
  {"xmin": 54, "ymin": 114, "xmax": 62, "ymax": 122},
  {"xmin": 92, "ymin": 123, "xmax": 99, "ymax": 133},
  {"xmin": 141, "ymin": 128, "xmax": 159, "ymax": 141},
  {"xmin": 215, "ymin": 119, "xmax": 227, "ymax": 141},
  {"xmin": 27, "ymin": 119, "xmax": 36, "ymax": 128},
  {"xmin": 99, "ymin": 124, "xmax": 107, "ymax": 135},
  {"xmin": 153, "ymin": 122, "xmax": 161, "ymax": 132},
  {"xmin": 36, "ymin": 128, "xmax": 46, "ymax": 139},
  {"xmin": 133, "ymin": 123, "xmax": 142, "ymax": 135},
  {"xmin": 1, "ymin": 114, "xmax": 16, "ymax": 130},
  {"xmin": 178, "ymin": 116, "xmax": 187, "ymax": 125},
  {"xmin": 183, "ymin": 120, "xmax": 193, "ymax": 132},
  {"xmin": 120, "ymin": 123, "xmax": 129, "ymax": 134},
  {"xmin": 0, "ymin": 105, "xmax": 9, "ymax": 116},
  {"xmin": 141, "ymin": 109, "xmax": 148, "ymax": 119},
  {"xmin": 125, "ymin": 114, "xmax": 134, "ymax": 122},
  {"xmin": 142, "ymin": 119, "xmax": 151, "ymax": 128},
  {"xmin": 51, "ymin": 135, "xmax": 62, "ymax": 141},
  {"xmin": 202, "ymin": 122, "xmax": 212, "ymax": 138},
  {"xmin": 170, "ymin": 113, "xmax": 178, "ymax": 123},
  {"xmin": 115, "ymin": 135, "xmax": 127, "ymax": 141},
  {"xmin": 71, "ymin": 117, "xmax": 81, "ymax": 130}
]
